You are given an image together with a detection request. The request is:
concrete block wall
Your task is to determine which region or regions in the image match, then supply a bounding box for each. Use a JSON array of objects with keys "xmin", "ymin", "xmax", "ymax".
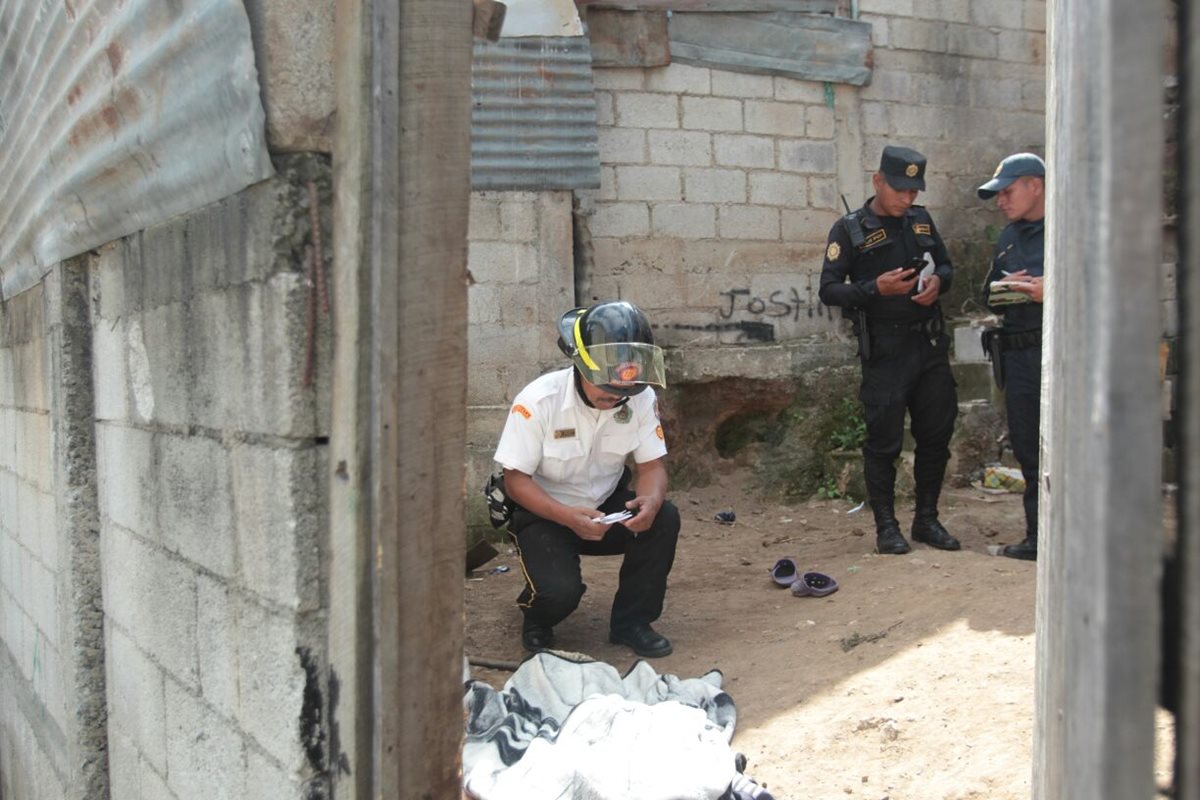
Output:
[
  {"xmin": 466, "ymin": 191, "xmax": 575, "ymax": 531},
  {"xmin": 576, "ymin": 2, "xmax": 1046, "ymax": 374},
  {"xmin": 91, "ymin": 155, "xmax": 332, "ymax": 800}
]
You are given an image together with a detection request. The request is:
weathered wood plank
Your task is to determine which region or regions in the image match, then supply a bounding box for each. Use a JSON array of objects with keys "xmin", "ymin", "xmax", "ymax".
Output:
[
  {"xmin": 667, "ymin": 12, "xmax": 871, "ymax": 86},
  {"xmin": 1038, "ymin": 0, "xmax": 1166, "ymax": 797},
  {"xmin": 579, "ymin": 0, "xmax": 836, "ymax": 12},
  {"xmin": 586, "ymin": 9, "xmax": 670, "ymax": 67}
]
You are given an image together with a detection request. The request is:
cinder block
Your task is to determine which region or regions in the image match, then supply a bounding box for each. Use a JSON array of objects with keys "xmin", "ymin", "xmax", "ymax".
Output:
[
  {"xmin": 16, "ymin": 480, "xmax": 38, "ymax": 558},
  {"xmin": 808, "ymin": 177, "xmax": 839, "ymax": 211},
  {"xmin": 592, "ymin": 67, "xmax": 645, "ymax": 91},
  {"xmin": 590, "ymin": 203, "xmax": 650, "ymax": 238},
  {"xmin": 713, "ymin": 134, "xmax": 775, "ymax": 169},
  {"xmin": 597, "ymin": 128, "xmax": 647, "ymax": 164},
  {"xmin": 860, "ymin": 70, "xmax": 914, "ymax": 103},
  {"xmin": 970, "ymin": 0, "xmax": 1021, "ymax": 28},
  {"xmin": 468, "ymin": 285, "xmax": 504, "ymax": 327},
  {"xmin": 234, "ymin": 600, "xmax": 305, "ymax": 767},
  {"xmin": 232, "ymin": 444, "xmax": 320, "ymax": 611},
  {"xmin": 500, "ymin": 194, "xmax": 540, "ymax": 242},
  {"xmin": 594, "ymin": 90, "xmax": 615, "ymax": 126},
  {"xmin": 774, "ymin": 77, "xmax": 827, "ymax": 104},
  {"xmin": 918, "ymin": 75, "xmax": 969, "ymax": 106},
  {"xmin": 157, "ymin": 434, "xmax": 235, "ymax": 578},
  {"xmin": 890, "ymin": 18, "xmax": 948, "ymax": 52},
  {"xmin": 971, "ymin": 79, "xmax": 1024, "ymax": 110},
  {"xmin": 749, "ymin": 173, "xmax": 807, "ymax": 207},
  {"xmin": 889, "ymin": 105, "xmax": 948, "ymax": 140},
  {"xmin": 997, "ymin": 30, "xmax": 1043, "ymax": 64},
  {"xmin": 778, "ymin": 141, "xmax": 837, "ymax": 175},
  {"xmin": 651, "ymin": 204, "xmax": 717, "ymax": 239},
  {"xmin": 246, "ymin": 749, "xmax": 303, "ymax": 800},
  {"xmin": 106, "ymin": 625, "xmax": 168, "ymax": 773},
  {"xmin": 92, "ymin": 320, "xmax": 130, "ymax": 423},
  {"xmin": 616, "ymin": 166, "xmax": 683, "ymax": 201},
  {"xmin": 106, "ymin": 729, "xmax": 143, "ymax": 800},
  {"xmin": 681, "ymin": 96, "xmax": 743, "ymax": 132},
  {"xmin": 0, "ymin": 349, "xmax": 11, "ymax": 407},
  {"xmin": 648, "ymin": 130, "xmax": 712, "ymax": 167},
  {"xmin": 1024, "ymin": 0, "xmax": 1046, "ymax": 32},
  {"xmin": 744, "ymin": 100, "xmax": 806, "ymax": 137},
  {"xmin": 782, "ymin": 209, "xmax": 840, "ymax": 244},
  {"xmin": 0, "ymin": 471, "xmax": 16, "ymax": 538},
  {"xmin": 862, "ymin": 102, "xmax": 890, "ymax": 135},
  {"xmin": 468, "ymin": 194, "xmax": 503, "ymax": 241},
  {"xmin": 712, "ymin": 70, "xmax": 773, "ymax": 99},
  {"xmin": 196, "ymin": 574, "xmax": 239, "ymax": 719},
  {"xmin": 718, "ymin": 206, "xmax": 780, "ymax": 241},
  {"xmin": 913, "ymin": 0, "xmax": 969, "ymax": 22},
  {"xmin": 164, "ymin": 682, "xmax": 247, "ymax": 799},
  {"xmin": 26, "ymin": 556, "xmax": 55, "ymax": 641},
  {"xmin": 644, "ymin": 62, "xmax": 711, "ymax": 95},
  {"xmin": 616, "ymin": 93, "xmax": 679, "ymax": 129},
  {"xmin": 806, "ymin": 105, "xmax": 836, "ymax": 139},
  {"xmin": 0, "ymin": 410, "xmax": 12, "ymax": 474},
  {"xmin": 467, "ymin": 241, "xmax": 541, "ymax": 285},
  {"xmin": 684, "ymin": 168, "xmax": 747, "ymax": 204},
  {"xmin": 96, "ymin": 424, "xmax": 156, "ymax": 542},
  {"xmin": 857, "ymin": 0, "xmax": 914, "ymax": 15},
  {"xmin": 946, "ymin": 24, "xmax": 998, "ymax": 58},
  {"xmin": 1022, "ymin": 80, "xmax": 1046, "ymax": 112},
  {"xmin": 101, "ymin": 527, "xmax": 198, "ymax": 689}
]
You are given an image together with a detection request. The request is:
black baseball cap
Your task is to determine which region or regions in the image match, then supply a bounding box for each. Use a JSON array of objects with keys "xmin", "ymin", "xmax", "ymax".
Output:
[
  {"xmin": 879, "ymin": 145, "xmax": 926, "ymax": 191},
  {"xmin": 977, "ymin": 152, "xmax": 1045, "ymax": 198}
]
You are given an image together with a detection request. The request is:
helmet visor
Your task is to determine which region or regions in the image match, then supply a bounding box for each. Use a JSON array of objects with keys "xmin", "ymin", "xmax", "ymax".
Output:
[{"xmin": 573, "ymin": 341, "xmax": 666, "ymax": 391}]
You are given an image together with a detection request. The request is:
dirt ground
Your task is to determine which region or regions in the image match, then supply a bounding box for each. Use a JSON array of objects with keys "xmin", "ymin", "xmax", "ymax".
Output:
[{"xmin": 464, "ymin": 468, "xmax": 1176, "ymax": 800}]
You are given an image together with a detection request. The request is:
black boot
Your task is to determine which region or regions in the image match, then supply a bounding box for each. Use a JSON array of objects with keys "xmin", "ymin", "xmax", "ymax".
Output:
[
  {"xmin": 911, "ymin": 496, "xmax": 961, "ymax": 551},
  {"xmin": 873, "ymin": 502, "xmax": 910, "ymax": 555},
  {"xmin": 1002, "ymin": 534, "xmax": 1037, "ymax": 561}
]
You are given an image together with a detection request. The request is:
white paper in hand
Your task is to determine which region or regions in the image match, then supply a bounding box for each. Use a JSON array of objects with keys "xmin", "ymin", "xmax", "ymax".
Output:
[
  {"xmin": 592, "ymin": 509, "xmax": 634, "ymax": 524},
  {"xmin": 917, "ymin": 252, "xmax": 936, "ymax": 293}
]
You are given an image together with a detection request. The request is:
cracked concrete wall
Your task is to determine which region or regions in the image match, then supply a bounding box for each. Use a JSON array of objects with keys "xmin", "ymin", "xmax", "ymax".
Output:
[{"xmin": 91, "ymin": 155, "xmax": 334, "ymax": 800}]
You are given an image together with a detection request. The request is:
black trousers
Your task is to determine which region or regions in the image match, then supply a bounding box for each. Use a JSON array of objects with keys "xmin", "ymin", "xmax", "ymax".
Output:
[
  {"xmin": 1003, "ymin": 345, "xmax": 1041, "ymax": 536},
  {"xmin": 509, "ymin": 487, "xmax": 680, "ymax": 633},
  {"xmin": 860, "ymin": 332, "xmax": 958, "ymax": 511}
]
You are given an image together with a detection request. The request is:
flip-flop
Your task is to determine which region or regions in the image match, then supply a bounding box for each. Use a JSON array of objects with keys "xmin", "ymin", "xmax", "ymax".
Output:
[
  {"xmin": 790, "ymin": 571, "xmax": 839, "ymax": 598},
  {"xmin": 770, "ymin": 557, "xmax": 800, "ymax": 587}
]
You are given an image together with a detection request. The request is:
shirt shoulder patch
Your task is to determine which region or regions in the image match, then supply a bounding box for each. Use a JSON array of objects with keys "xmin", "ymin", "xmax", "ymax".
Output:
[
  {"xmin": 511, "ymin": 404, "xmax": 532, "ymax": 419},
  {"xmin": 861, "ymin": 229, "xmax": 887, "ymax": 249},
  {"xmin": 912, "ymin": 223, "xmax": 931, "ymax": 235},
  {"xmin": 826, "ymin": 241, "xmax": 841, "ymax": 261}
]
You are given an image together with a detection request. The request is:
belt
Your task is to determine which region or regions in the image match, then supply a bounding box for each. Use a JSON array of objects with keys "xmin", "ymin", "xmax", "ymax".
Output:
[
  {"xmin": 1000, "ymin": 329, "xmax": 1042, "ymax": 350},
  {"xmin": 868, "ymin": 319, "xmax": 936, "ymax": 336}
]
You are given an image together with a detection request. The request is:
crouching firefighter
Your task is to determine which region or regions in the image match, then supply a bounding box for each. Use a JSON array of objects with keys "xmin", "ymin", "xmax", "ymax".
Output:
[
  {"xmin": 819, "ymin": 145, "xmax": 961, "ymax": 555},
  {"xmin": 488, "ymin": 301, "xmax": 680, "ymax": 657}
]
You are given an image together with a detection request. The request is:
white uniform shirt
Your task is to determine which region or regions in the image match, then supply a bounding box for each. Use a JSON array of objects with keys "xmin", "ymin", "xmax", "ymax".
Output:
[{"xmin": 493, "ymin": 368, "xmax": 668, "ymax": 509}]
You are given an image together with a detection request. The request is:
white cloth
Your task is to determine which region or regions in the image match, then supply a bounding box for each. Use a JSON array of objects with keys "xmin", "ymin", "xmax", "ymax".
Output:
[
  {"xmin": 493, "ymin": 368, "xmax": 667, "ymax": 509},
  {"xmin": 463, "ymin": 652, "xmax": 777, "ymax": 800}
]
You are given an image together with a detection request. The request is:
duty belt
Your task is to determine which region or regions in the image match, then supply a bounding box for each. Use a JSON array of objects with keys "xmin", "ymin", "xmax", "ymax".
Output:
[
  {"xmin": 999, "ymin": 329, "xmax": 1042, "ymax": 351},
  {"xmin": 867, "ymin": 315, "xmax": 944, "ymax": 343}
]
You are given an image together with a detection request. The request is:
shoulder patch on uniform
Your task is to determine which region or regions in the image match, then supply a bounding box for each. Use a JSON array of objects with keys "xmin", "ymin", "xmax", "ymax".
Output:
[
  {"xmin": 655, "ymin": 425, "xmax": 665, "ymax": 440},
  {"xmin": 511, "ymin": 404, "xmax": 532, "ymax": 419},
  {"xmin": 826, "ymin": 241, "xmax": 841, "ymax": 261},
  {"xmin": 862, "ymin": 229, "xmax": 887, "ymax": 248},
  {"xmin": 913, "ymin": 223, "xmax": 931, "ymax": 235},
  {"xmin": 553, "ymin": 427, "xmax": 575, "ymax": 439}
]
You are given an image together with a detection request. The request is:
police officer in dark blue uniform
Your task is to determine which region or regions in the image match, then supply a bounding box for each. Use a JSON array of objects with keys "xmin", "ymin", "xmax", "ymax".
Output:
[
  {"xmin": 820, "ymin": 146, "xmax": 961, "ymax": 555},
  {"xmin": 978, "ymin": 153, "xmax": 1046, "ymax": 561}
]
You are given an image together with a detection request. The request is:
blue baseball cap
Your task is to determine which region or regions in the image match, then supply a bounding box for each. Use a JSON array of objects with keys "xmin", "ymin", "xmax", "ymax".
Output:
[{"xmin": 977, "ymin": 152, "xmax": 1046, "ymax": 199}]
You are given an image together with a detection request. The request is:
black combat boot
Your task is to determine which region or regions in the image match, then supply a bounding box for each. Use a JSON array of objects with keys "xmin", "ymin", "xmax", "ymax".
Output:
[
  {"xmin": 873, "ymin": 502, "xmax": 910, "ymax": 555},
  {"xmin": 911, "ymin": 495, "xmax": 961, "ymax": 551},
  {"xmin": 1002, "ymin": 533, "xmax": 1037, "ymax": 561}
]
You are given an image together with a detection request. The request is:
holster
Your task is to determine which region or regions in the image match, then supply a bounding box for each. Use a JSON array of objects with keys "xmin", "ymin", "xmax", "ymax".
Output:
[{"xmin": 980, "ymin": 328, "xmax": 1005, "ymax": 389}]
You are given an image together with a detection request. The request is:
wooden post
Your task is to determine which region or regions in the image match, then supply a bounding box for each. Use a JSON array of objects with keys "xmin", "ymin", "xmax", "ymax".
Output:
[
  {"xmin": 330, "ymin": 0, "xmax": 472, "ymax": 796},
  {"xmin": 1038, "ymin": 0, "xmax": 1165, "ymax": 797}
]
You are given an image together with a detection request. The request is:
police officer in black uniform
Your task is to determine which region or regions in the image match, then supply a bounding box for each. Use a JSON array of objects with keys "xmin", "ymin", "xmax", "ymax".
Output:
[
  {"xmin": 819, "ymin": 145, "xmax": 961, "ymax": 555},
  {"xmin": 978, "ymin": 153, "xmax": 1046, "ymax": 561}
]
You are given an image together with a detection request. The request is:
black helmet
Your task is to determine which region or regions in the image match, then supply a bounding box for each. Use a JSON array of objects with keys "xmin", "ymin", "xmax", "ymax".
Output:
[{"xmin": 557, "ymin": 301, "xmax": 666, "ymax": 396}]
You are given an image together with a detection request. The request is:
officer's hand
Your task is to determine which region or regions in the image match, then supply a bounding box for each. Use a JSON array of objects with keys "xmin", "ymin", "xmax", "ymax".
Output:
[
  {"xmin": 623, "ymin": 495, "xmax": 662, "ymax": 535},
  {"xmin": 1009, "ymin": 275, "xmax": 1044, "ymax": 303},
  {"xmin": 566, "ymin": 508, "xmax": 610, "ymax": 541},
  {"xmin": 876, "ymin": 267, "xmax": 919, "ymax": 296},
  {"xmin": 911, "ymin": 273, "xmax": 941, "ymax": 306}
]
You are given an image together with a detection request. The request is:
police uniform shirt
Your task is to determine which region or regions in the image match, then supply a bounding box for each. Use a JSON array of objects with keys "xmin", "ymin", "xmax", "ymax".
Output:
[
  {"xmin": 818, "ymin": 200, "xmax": 953, "ymax": 324},
  {"xmin": 983, "ymin": 218, "xmax": 1044, "ymax": 333},
  {"xmin": 494, "ymin": 368, "xmax": 668, "ymax": 510}
]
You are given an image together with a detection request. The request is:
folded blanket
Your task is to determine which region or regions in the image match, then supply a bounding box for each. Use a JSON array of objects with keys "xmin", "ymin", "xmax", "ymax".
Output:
[{"xmin": 463, "ymin": 652, "xmax": 776, "ymax": 800}]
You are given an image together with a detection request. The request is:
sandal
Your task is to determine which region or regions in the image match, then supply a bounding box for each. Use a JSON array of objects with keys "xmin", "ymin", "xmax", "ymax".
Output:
[
  {"xmin": 790, "ymin": 571, "xmax": 839, "ymax": 598},
  {"xmin": 770, "ymin": 557, "xmax": 800, "ymax": 587}
]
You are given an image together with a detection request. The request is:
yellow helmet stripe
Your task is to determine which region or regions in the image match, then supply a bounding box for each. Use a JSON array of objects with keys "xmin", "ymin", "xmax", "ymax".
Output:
[{"xmin": 573, "ymin": 316, "xmax": 600, "ymax": 371}]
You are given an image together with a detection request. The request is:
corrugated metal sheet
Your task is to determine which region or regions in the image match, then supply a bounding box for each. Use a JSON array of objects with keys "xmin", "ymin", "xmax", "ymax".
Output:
[
  {"xmin": 471, "ymin": 37, "xmax": 601, "ymax": 191},
  {"xmin": 0, "ymin": 0, "xmax": 273, "ymax": 300},
  {"xmin": 669, "ymin": 12, "xmax": 873, "ymax": 86}
]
